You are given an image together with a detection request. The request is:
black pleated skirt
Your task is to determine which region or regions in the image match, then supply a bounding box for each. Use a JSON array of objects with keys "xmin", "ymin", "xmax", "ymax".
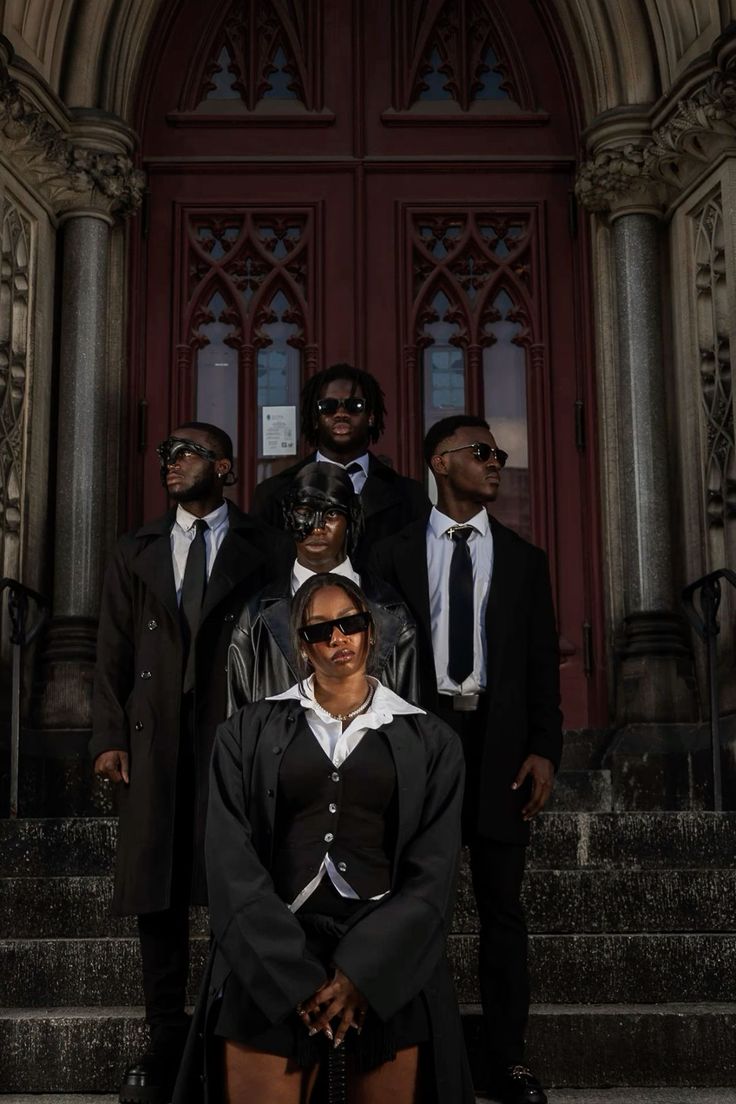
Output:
[{"xmin": 213, "ymin": 880, "xmax": 429, "ymax": 1070}]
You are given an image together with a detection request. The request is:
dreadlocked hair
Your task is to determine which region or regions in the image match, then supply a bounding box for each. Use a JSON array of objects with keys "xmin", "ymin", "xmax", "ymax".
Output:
[{"xmin": 300, "ymin": 364, "xmax": 386, "ymax": 446}]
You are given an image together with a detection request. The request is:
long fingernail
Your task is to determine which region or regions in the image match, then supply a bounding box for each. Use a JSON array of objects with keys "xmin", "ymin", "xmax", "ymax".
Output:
[
  {"xmin": 325, "ymin": 1028, "xmax": 333, "ymax": 1041},
  {"xmin": 308, "ymin": 1028, "xmax": 317, "ymax": 1036},
  {"xmin": 334, "ymin": 1036, "xmax": 343, "ymax": 1049}
]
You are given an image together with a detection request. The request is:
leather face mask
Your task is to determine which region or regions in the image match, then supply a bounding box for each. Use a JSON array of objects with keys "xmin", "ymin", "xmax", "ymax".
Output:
[
  {"xmin": 155, "ymin": 437, "xmax": 217, "ymax": 486},
  {"xmin": 283, "ymin": 495, "xmax": 349, "ymax": 543}
]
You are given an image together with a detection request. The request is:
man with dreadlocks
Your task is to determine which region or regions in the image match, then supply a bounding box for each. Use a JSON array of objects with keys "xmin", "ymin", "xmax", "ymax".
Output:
[{"xmin": 250, "ymin": 364, "xmax": 430, "ymax": 567}]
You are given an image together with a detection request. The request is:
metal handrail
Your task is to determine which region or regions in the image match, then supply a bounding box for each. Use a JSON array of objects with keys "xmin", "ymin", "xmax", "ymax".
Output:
[
  {"xmin": 0, "ymin": 578, "xmax": 48, "ymax": 818},
  {"xmin": 681, "ymin": 568, "xmax": 736, "ymax": 812}
]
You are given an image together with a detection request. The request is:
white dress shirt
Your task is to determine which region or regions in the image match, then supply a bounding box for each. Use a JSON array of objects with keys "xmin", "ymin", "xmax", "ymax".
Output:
[
  {"xmin": 290, "ymin": 555, "xmax": 360, "ymax": 596},
  {"xmin": 170, "ymin": 501, "xmax": 230, "ymax": 603},
  {"xmin": 426, "ymin": 506, "xmax": 494, "ymax": 696},
  {"xmin": 315, "ymin": 450, "xmax": 369, "ymax": 495},
  {"xmin": 267, "ymin": 676, "xmax": 425, "ymax": 912}
]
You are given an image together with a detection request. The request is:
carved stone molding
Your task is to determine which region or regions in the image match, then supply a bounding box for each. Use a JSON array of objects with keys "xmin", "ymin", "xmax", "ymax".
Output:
[
  {"xmin": 577, "ymin": 32, "xmax": 736, "ymax": 218},
  {"xmin": 576, "ymin": 141, "xmax": 666, "ymax": 217},
  {"xmin": 0, "ymin": 50, "xmax": 144, "ymax": 220}
]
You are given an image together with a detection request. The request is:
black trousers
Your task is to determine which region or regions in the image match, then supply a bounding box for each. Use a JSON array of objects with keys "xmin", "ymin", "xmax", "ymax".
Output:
[
  {"xmin": 434, "ymin": 696, "xmax": 530, "ymax": 1071},
  {"xmin": 137, "ymin": 701, "xmax": 196, "ymax": 1050}
]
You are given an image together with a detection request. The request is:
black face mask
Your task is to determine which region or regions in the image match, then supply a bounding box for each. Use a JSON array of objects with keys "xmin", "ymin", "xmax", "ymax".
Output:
[
  {"xmin": 283, "ymin": 496, "xmax": 349, "ymax": 543},
  {"xmin": 155, "ymin": 437, "xmax": 217, "ymax": 487}
]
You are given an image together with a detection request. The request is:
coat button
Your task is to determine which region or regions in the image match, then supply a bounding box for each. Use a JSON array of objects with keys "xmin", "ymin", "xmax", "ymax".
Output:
[
  {"xmin": 134, "ymin": 721, "xmax": 144, "ymax": 731},
  {"xmin": 331, "ymin": 771, "xmax": 340, "ymax": 782},
  {"xmin": 324, "ymin": 832, "xmax": 334, "ymax": 843},
  {"xmin": 147, "ymin": 620, "xmax": 158, "ymax": 631},
  {"xmin": 273, "ymin": 746, "xmax": 282, "ymax": 754},
  {"xmin": 140, "ymin": 671, "xmax": 152, "ymax": 680},
  {"xmin": 224, "ymin": 613, "xmax": 235, "ymax": 622},
  {"xmin": 337, "ymin": 861, "xmax": 347, "ymax": 873},
  {"xmin": 329, "ymin": 803, "xmax": 337, "ymax": 814},
  {"xmin": 267, "ymin": 788, "xmax": 274, "ymax": 797}
]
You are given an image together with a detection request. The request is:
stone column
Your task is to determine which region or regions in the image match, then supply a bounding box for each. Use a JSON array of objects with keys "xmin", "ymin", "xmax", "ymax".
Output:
[
  {"xmin": 35, "ymin": 211, "xmax": 113, "ymax": 729},
  {"xmin": 577, "ymin": 135, "xmax": 697, "ymax": 730},
  {"xmin": 609, "ymin": 210, "xmax": 694, "ymax": 723}
]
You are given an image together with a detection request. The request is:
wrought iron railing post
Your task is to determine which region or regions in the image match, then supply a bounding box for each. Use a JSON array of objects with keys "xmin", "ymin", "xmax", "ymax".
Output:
[
  {"xmin": 1, "ymin": 579, "xmax": 48, "ymax": 817},
  {"xmin": 682, "ymin": 568, "xmax": 736, "ymax": 812}
]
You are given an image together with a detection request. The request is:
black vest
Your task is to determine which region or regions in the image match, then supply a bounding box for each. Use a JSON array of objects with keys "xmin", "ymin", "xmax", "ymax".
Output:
[{"xmin": 272, "ymin": 716, "xmax": 397, "ymax": 902}]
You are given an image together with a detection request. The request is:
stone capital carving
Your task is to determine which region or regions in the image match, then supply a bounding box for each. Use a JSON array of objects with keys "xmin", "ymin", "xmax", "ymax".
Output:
[
  {"xmin": 576, "ymin": 141, "xmax": 665, "ymax": 217},
  {"xmin": 0, "ymin": 55, "xmax": 145, "ymax": 220},
  {"xmin": 578, "ymin": 29, "xmax": 736, "ymax": 217}
]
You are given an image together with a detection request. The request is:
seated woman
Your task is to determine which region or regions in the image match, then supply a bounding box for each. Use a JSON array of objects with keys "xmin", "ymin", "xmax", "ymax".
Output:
[
  {"xmin": 175, "ymin": 573, "xmax": 473, "ymax": 1104},
  {"xmin": 229, "ymin": 462, "xmax": 417, "ymax": 709}
]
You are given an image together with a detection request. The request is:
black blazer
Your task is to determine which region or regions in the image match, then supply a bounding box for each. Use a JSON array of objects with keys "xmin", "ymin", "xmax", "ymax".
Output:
[
  {"xmin": 370, "ymin": 515, "xmax": 563, "ymax": 845},
  {"xmin": 249, "ymin": 452, "xmax": 431, "ymax": 567},
  {"xmin": 90, "ymin": 503, "xmax": 290, "ymax": 914}
]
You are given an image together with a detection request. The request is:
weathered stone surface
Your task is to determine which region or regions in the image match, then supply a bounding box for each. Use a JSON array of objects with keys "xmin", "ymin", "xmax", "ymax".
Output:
[
  {"xmin": 0, "ymin": 820, "xmax": 116, "ymax": 877},
  {"xmin": 546, "ymin": 771, "xmax": 612, "ymax": 812},
  {"xmin": 448, "ymin": 934, "xmax": 736, "ymax": 1003},
  {"xmin": 463, "ymin": 1003, "xmax": 736, "ymax": 1087}
]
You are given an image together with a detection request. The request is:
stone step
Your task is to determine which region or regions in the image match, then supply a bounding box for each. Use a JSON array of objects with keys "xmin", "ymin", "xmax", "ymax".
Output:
[
  {"xmin": 3, "ymin": 933, "xmax": 735, "ymax": 1007},
  {"xmin": 3, "ymin": 813, "xmax": 736, "ymax": 876},
  {"xmin": 5, "ymin": 866, "xmax": 735, "ymax": 938},
  {"xmin": 2, "ymin": 1004, "xmax": 735, "ymax": 1091},
  {"xmin": 546, "ymin": 771, "xmax": 612, "ymax": 812}
]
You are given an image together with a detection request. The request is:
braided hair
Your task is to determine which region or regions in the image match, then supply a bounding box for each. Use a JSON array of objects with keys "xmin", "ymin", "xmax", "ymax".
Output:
[{"xmin": 300, "ymin": 364, "xmax": 386, "ymax": 446}]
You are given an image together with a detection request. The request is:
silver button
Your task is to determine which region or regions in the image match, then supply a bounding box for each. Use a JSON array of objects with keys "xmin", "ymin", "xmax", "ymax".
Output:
[
  {"xmin": 140, "ymin": 671, "xmax": 152, "ymax": 680},
  {"xmin": 324, "ymin": 832, "xmax": 334, "ymax": 843},
  {"xmin": 224, "ymin": 613, "xmax": 235, "ymax": 622},
  {"xmin": 331, "ymin": 772, "xmax": 340, "ymax": 782},
  {"xmin": 337, "ymin": 861, "xmax": 347, "ymax": 873},
  {"xmin": 329, "ymin": 803, "xmax": 337, "ymax": 814},
  {"xmin": 147, "ymin": 620, "xmax": 158, "ymax": 631}
]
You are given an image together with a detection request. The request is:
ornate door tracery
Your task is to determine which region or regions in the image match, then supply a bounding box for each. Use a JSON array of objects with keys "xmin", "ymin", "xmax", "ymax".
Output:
[{"xmin": 134, "ymin": 0, "xmax": 603, "ymax": 727}]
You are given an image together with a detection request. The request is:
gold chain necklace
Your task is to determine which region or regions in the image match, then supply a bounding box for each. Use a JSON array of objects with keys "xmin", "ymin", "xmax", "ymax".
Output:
[{"xmin": 316, "ymin": 684, "xmax": 374, "ymax": 722}]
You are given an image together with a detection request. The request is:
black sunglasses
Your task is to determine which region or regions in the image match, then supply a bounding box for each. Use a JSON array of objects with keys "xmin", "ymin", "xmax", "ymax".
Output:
[
  {"xmin": 316, "ymin": 397, "xmax": 367, "ymax": 416},
  {"xmin": 298, "ymin": 610, "xmax": 372, "ymax": 645},
  {"xmin": 438, "ymin": 442, "xmax": 508, "ymax": 467}
]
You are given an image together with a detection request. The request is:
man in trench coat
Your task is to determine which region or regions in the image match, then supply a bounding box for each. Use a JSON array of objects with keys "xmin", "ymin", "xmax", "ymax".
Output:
[{"xmin": 91, "ymin": 422, "xmax": 287, "ymax": 1104}]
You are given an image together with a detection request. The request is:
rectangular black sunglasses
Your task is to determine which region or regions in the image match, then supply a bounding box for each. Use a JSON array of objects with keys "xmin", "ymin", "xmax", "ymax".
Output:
[
  {"xmin": 316, "ymin": 397, "xmax": 366, "ymax": 415},
  {"xmin": 298, "ymin": 610, "xmax": 372, "ymax": 645}
]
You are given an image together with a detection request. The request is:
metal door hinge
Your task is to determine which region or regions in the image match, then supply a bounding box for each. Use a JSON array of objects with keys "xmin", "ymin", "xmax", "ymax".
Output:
[
  {"xmin": 582, "ymin": 621, "xmax": 593, "ymax": 677},
  {"xmin": 574, "ymin": 399, "xmax": 585, "ymax": 450}
]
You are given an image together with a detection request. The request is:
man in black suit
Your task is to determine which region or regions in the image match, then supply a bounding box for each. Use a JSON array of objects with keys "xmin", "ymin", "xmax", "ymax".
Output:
[
  {"xmin": 250, "ymin": 364, "xmax": 430, "ymax": 566},
  {"xmin": 370, "ymin": 414, "xmax": 563, "ymax": 1104},
  {"xmin": 91, "ymin": 423, "xmax": 286, "ymax": 1104}
]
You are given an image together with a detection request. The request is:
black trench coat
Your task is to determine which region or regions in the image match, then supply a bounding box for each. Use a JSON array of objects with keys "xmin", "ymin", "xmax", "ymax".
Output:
[
  {"xmin": 226, "ymin": 566, "xmax": 420, "ymax": 712},
  {"xmin": 173, "ymin": 700, "xmax": 475, "ymax": 1104},
  {"xmin": 90, "ymin": 505, "xmax": 288, "ymax": 915}
]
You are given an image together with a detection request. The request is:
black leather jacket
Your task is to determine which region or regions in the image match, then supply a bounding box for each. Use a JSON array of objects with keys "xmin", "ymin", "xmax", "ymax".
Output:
[{"xmin": 227, "ymin": 566, "xmax": 420, "ymax": 712}]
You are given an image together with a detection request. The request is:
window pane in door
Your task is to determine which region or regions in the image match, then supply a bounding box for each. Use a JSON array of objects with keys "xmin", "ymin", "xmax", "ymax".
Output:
[
  {"xmin": 256, "ymin": 288, "xmax": 301, "ymax": 482},
  {"xmin": 196, "ymin": 290, "xmax": 239, "ymax": 457},
  {"xmin": 483, "ymin": 289, "xmax": 530, "ymax": 539}
]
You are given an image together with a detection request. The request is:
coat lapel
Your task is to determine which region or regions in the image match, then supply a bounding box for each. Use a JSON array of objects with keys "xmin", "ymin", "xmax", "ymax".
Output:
[
  {"xmin": 200, "ymin": 514, "xmax": 269, "ymax": 625},
  {"xmin": 485, "ymin": 517, "xmax": 521, "ymax": 696},
  {"xmin": 360, "ymin": 455, "xmax": 403, "ymax": 520},
  {"xmin": 130, "ymin": 513, "xmax": 179, "ymax": 626},
  {"xmin": 390, "ymin": 521, "xmax": 432, "ymax": 644},
  {"xmin": 260, "ymin": 595, "xmax": 296, "ymax": 672}
]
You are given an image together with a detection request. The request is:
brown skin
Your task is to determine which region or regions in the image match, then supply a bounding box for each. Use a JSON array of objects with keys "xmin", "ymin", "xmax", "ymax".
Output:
[
  {"xmin": 94, "ymin": 427, "xmax": 233, "ymax": 786},
  {"xmin": 224, "ymin": 583, "xmax": 420, "ymax": 1101},
  {"xmin": 313, "ymin": 380, "xmax": 374, "ymax": 463},
  {"xmin": 431, "ymin": 424, "xmax": 555, "ymax": 818},
  {"xmin": 293, "ymin": 509, "xmax": 348, "ymax": 572}
]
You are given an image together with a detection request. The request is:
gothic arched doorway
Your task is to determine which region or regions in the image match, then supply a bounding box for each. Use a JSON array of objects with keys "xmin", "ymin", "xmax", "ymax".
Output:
[{"xmin": 131, "ymin": 0, "xmax": 604, "ymax": 728}]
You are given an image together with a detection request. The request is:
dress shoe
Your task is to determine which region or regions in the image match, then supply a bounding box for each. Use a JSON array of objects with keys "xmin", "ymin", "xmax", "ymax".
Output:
[
  {"xmin": 490, "ymin": 1064, "xmax": 548, "ymax": 1104},
  {"xmin": 119, "ymin": 1050, "xmax": 177, "ymax": 1104}
]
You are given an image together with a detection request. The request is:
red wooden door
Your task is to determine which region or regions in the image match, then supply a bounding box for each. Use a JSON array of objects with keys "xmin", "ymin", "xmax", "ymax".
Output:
[{"xmin": 132, "ymin": 0, "xmax": 604, "ymax": 728}]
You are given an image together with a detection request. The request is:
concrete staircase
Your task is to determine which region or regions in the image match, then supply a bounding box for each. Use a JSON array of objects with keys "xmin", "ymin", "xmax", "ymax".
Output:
[{"xmin": 1, "ymin": 811, "xmax": 735, "ymax": 1092}]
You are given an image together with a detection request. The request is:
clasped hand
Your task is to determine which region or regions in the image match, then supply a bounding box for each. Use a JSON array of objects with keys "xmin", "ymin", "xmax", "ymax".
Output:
[{"xmin": 297, "ymin": 968, "xmax": 367, "ymax": 1048}]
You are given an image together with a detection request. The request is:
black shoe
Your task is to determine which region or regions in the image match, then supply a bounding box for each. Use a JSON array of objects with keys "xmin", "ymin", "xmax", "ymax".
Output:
[
  {"xmin": 491, "ymin": 1064, "xmax": 548, "ymax": 1104},
  {"xmin": 119, "ymin": 1051, "xmax": 177, "ymax": 1104}
]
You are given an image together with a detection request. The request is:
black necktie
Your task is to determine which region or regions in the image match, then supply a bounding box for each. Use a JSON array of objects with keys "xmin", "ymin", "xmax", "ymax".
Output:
[
  {"xmin": 448, "ymin": 527, "xmax": 474, "ymax": 685},
  {"xmin": 345, "ymin": 462, "xmax": 363, "ymax": 486},
  {"xmin": 181, "ymin": 518, "xmax": 208, "ymax": 693}
]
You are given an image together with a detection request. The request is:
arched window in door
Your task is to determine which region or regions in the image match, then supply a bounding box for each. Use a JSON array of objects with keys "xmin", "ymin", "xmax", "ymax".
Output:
[
  {"xmin": 177, "ymin": 209, "xmax": 316, "ymax": 493},
  {"xmin": 409, "ymin": 207, "xmax": 538, "ymax": 541}
]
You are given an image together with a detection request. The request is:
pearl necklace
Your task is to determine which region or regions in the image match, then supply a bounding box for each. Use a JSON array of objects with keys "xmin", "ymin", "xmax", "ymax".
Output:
[{"xmin": 316, "ymin": 685, "xmax": 374, "ymax": 722}]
